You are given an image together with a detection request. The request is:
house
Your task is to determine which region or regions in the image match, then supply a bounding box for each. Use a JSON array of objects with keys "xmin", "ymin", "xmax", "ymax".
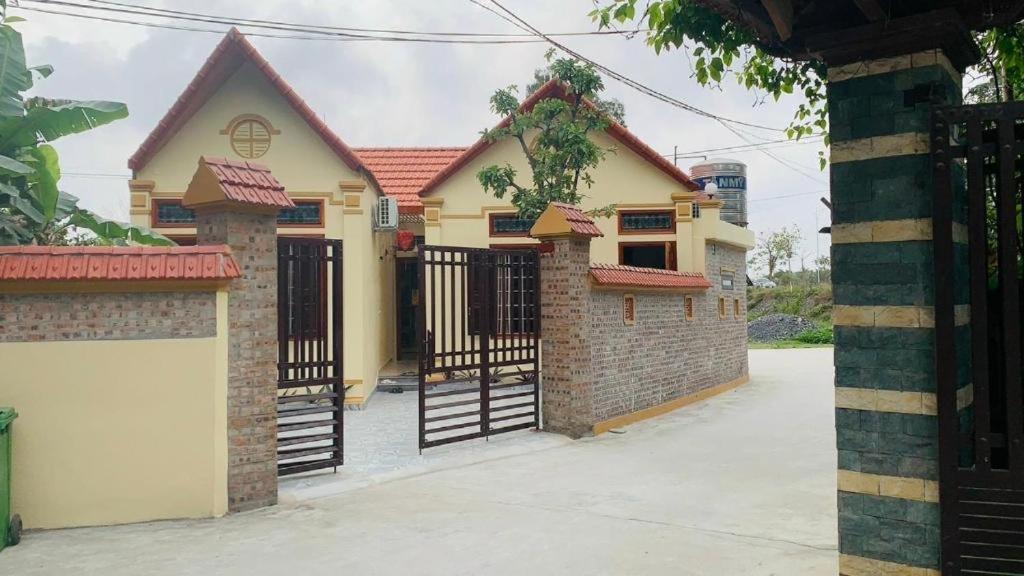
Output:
[{"xmin": 127, "ymin": 29, "xmax": 755, "ymax": 406}]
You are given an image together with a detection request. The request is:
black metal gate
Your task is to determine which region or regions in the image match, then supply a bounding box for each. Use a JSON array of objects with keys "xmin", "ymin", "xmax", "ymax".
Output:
[
  {"xmin": 417, "ymin": 245, "xmax": 541, "ymax": 450},
  {"xmin": 933, "ymin": 102, "xmax": 1024, "ymax": 574},
  {"xmin": 276, "ymin": 237, "xmax": 343, "ymax": 476}
]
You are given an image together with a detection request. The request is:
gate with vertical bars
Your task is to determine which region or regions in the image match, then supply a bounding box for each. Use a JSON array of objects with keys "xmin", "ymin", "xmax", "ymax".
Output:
[
  {"xmin": 417, "ymin": 245, "xmax": 541, "ymax": 450},
  {"xmin": 276, "ymin": 237, "xmax": 343, "ymax": 476},
  {"xmin": 932, "ymin": 102, "xmax": 1024, "ymax": 575}
]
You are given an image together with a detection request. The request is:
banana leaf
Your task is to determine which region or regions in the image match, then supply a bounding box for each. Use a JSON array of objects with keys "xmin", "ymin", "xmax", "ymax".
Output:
[
  {"xmin": 0, "ymin": 99, "xmax": 128, "ymax": 149},
  {"xmin": 0, "ymin": 24, "xmax": 29, "ymax": 118},
  {"xmin": 23, "ymin": 143, "xmax": 59, "ymax": 221},
  {"xmin": 70, "ymin": 209, "xmax": 176, "ymax": 246}
]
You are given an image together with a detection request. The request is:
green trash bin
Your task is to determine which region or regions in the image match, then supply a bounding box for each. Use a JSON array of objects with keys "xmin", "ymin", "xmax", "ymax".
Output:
[{"xmin": 0, "ymin": 408, "xmax": 20, "ymax": 552}]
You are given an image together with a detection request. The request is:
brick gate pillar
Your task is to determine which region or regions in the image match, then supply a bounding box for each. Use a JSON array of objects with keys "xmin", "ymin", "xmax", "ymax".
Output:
[
  {"xmin": 183, "ymin": 157, "xmax": 295, "ymax": 512},
  {"xmin": 827, "ymin": 53, "xmax": 963, "ymax": 574},
  {"xmin": 530, "ymin": 203, "xmax": 603, "ymax": 438}
]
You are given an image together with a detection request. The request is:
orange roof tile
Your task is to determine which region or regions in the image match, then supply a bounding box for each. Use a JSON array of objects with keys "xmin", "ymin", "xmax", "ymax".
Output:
[
  {"xmin": 589, "ymin": 263, "xmax": 712, "ymax": 290},
  {"xmin": 200, "ymin": 156, "xmax": 294, "ymax": 208},
  {"xmin": 128, "ymin": 29, "xmax": 366, "ymax": 177},
  {"xmin": 354, "ymin": 148, "xmax": 465, "ymax": 213},
  {"xmin": 549, "ymin": 202, "xmax": 604, "ymax": 237},
  {"xmin": 418, "ymin": 79, "xmax": 703, "ymax": 199},
  {"xmin": 0, "ymin": 246, "xmax": 242, "ymax": 282}
]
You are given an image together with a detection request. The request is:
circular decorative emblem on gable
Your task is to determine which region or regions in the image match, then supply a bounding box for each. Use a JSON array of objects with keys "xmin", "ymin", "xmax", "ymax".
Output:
[{"xmin": 221, "ymin": 114, "xmax": 279, "ymax": 159}]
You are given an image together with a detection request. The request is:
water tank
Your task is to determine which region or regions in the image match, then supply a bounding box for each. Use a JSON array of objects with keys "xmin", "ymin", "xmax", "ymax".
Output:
[{"xmin": 689, "ymin": 158, "xmax": 747, "ymax": 227}]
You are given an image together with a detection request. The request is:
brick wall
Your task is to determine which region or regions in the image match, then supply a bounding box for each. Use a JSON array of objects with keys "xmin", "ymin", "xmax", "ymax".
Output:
[
  {"xmin": 197, "ymin": 209, "xmax": 279, "ymax": 512},
  {"xmin": 539, "ymin": 233, "xmax": 748, "ymax": 436},
  {"xmin": 589, "ymin": 242, "xmax": 747, "ymax": 423},
  {"xmin": 0, "ymin": 291, "xmax": 216, "ymax": 342}
]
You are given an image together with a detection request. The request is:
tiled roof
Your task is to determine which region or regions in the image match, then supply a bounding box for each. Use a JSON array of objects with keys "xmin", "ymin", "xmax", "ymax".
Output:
[
  {"xmin": 418, "ymin": 79, "xmax": 703, "ymax": 198},
  {"xmin": 354, "ymin": 148, "xmax": 465, "ymax": 213},
  {"xmin": 549, "ymin": 202, "xmax": 604, "ymax": 237},
  {"xmin": 128, "ymin": 29, "xmax": 366, "ymax": 176},
  {"xmin": 589, "ymin": 264, "xmax": 712, "ymax": 290},
  {"xmin": 201, "ymin": 156, "xmax": 294, "ymax": 208},
  {"xmin": 0, "ymin": 246, "xmax": 242, "ymax": 282}
]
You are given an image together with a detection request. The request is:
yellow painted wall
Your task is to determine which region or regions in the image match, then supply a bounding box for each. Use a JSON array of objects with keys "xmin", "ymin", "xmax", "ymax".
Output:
[
  {"xmin": 0, "ymin": 292, "xmax": 229, "ymax": 528},
  {"xmin": 424, "ymin": 130, "xmax": 754, "ymax": 273},
  {"xmin": 128, "ymin": 60, "xmax": 395, "ymax": 405}
]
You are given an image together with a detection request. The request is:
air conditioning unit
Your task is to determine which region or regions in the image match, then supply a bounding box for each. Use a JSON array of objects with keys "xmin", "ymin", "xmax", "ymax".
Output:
[{"xmin": 374, "ymin": 197, "xmax": 399, "ymax": 230}]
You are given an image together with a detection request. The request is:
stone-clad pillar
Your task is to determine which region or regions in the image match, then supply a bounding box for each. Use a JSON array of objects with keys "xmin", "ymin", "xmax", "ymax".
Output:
[
  {"xmin": 184, "ymin": 157, "xmax": 293, "ymax": 512},
  {"xmin": 530, "ymin": 203, "xmax": 602, "ymax": 438},
  {"xmin": 828, "ymin": 52, "xmax": 963, "ymax": 575}
]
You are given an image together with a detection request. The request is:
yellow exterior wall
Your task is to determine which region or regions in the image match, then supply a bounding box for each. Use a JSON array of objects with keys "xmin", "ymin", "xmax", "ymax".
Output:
[
  {"xmin": 0, "ymin": 292, "xmax": 229, "ymax": 528},
  {"xmin": 424, "ymin": 130, "xmax": 755, "ymax": 274},
  {"xmin": 128, "ymin": 61, "xmax": 394, "ymax": 405}
]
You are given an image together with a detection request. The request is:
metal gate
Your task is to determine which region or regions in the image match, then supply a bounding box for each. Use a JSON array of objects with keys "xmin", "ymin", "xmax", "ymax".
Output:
[
  {"xmin": 417, "ymin": 245, "xmax": 541, "ymax": 450},
  {"xmin": 933, "ymin": 102, "xmax": 1024, "ymax": 574},
  {"xmin": 276, "ymin": 237, "xmax": 343, "ymax": 476}
]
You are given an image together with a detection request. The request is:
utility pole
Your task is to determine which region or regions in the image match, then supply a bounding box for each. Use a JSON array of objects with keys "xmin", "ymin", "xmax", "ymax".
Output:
[
  {"xmin": 814, "ymin": 208, "xmax": 821, "ymax": 284},
  {"xmin": 673, "ymin": 145, "xmax": 678, "ymax": 166}
]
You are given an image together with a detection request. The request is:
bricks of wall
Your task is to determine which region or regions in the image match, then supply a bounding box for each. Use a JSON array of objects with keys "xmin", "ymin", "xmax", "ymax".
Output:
[
  {"xmin": 0, "ymin": 291, "xmax": 216, "ymax": 342},
  {"xmin": 197, "ymin": 209, "xmax": 278, "ymax": 512},
  {"xmin": 588, "ymin": 242, "xmax": 747, "ymax": 423}
]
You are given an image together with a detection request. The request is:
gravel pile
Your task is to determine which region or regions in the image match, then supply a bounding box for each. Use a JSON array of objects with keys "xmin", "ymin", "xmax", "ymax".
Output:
[{"xmin": 747, "ymin": 314, "xmax": 817, "ymax": 342}]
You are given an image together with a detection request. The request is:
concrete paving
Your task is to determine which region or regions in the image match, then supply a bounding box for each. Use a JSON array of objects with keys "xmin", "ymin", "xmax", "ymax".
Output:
[{"xmin": 0, "ymin": 348, "xmax": 838, "ymax": 575}]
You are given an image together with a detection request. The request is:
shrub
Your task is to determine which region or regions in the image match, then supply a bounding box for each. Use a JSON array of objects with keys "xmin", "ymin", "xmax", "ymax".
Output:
[{"xmin": 794, "ymin": 325, "xmax": 833, "ymax": 344}]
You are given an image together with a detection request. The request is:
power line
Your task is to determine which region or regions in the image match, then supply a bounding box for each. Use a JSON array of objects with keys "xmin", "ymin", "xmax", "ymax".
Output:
[
  {"xmin": 748, "ymin": 190, "xmax": 828, "ymax": 203},
  {"xmin": 18, "ymin": 0, "xmax": 636, "ymax": 44},
  {"xmin": 665, "ymin": 135, "xmax": 824, "ymax": 158},
  {"xmin": 78, "ymin": 0, "xmax": 642, "ymax": 38},
  {"xmin": 473, "ymin": 0, "xmax": 786, "ymax": 133}
]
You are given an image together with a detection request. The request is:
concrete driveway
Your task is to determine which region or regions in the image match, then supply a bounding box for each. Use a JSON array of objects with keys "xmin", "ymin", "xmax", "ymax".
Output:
[{"xmin": 0, "ymin": 348, "xmax": 837, "ymax": 575}]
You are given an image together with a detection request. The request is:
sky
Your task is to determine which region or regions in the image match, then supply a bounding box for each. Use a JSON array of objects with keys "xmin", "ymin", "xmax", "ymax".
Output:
[{"xmin": 13, "ymin": 0, "xmax": 833, "ymax": 275}]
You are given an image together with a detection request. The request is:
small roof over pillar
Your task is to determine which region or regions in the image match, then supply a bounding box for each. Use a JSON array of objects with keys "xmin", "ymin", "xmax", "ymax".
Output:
[
  {"xmin": 529, "ymin": 202, "xmax": 604, "ymax": 240},
  {"xmin": 183, "ymin": 156, "xmax": 294, "ymax": 212}
]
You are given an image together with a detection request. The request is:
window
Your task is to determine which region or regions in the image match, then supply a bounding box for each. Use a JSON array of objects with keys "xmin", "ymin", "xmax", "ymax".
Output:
[
  {"xmin": 152, "ymin": 199, "xmax": 323, "ymax": 227},
  {"xmin": 734, "ymin": 298, "xmax": 741, "ymax": 318},
  {"xmin": 623, "ymin": 294, "xmax": 636, "ymax": 325},
  {"xmin": 489, "ymin": 213, "xmax": 535, "ymax": 237},
  {"xmin": 619, "ymin": 242, "xmax": 677, "ymax": 270},
  {"xmin": 721, "ymin": 269, "xmax": 735, "ymax": 290},
  {"xmin": 684, "ymin": 296, "xmax": 694, "ymax": 321},
  {"xmin": 278, "ymin": 201, "xmax": 323, "ymax": 226},
  {"xmin": 229, "ymin": 117, "xmax": 273, "ymax": 159},
  {"xmin": 153, "ymin": 199, "xmax": 196, "ymax": 226},
  {"xmin": 618, "ymin": 210, "xmax": 674, "ymax": 234},
  {"xmin": 718, "ymin": 297, "xmax": 727, "ymax": 319}
]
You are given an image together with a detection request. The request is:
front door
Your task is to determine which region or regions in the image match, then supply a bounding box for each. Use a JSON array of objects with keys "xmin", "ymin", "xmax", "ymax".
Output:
[{"xmin": 396, "ymin": 257, "xmax": 419, "ymax": 360}]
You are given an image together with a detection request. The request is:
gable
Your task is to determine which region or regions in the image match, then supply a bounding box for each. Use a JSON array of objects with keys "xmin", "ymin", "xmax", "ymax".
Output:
[
  {"xmin": 137, "ymin": 61, "xmax": 362, "ymax": 193},
  {"xmin": 429, "ymin": 128, "xmax": 696, "ymax": 212}
]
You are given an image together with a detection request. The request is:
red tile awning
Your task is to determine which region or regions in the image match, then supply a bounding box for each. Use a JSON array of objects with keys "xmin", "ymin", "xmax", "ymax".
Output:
[
  {"xmin": 589, "ymin": 263, "xmax": 711, "ymax": 290},
  {"xmin": 200, "ymin": 156, "xmax": 294, "ymax": 209},
  {"xmin": 0, "ymin": 245, "xmax": 242, "ymax": 281}
]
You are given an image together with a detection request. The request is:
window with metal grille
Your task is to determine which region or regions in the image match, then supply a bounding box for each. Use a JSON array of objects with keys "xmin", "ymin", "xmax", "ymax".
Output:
[
  {"xmin": 619, "ymin": 210, "xmax": 674, "ymax": 233},
  {"xmin": 489, "ymin": 213, "xmax": 535, "ymax": 237},
  {"xmin": 721, "ymin": 270, "xmax": 735, "ymax": 290},
  {"xmin": 153, "ymin": 199, "xmax": 322, "ymax": 227}
]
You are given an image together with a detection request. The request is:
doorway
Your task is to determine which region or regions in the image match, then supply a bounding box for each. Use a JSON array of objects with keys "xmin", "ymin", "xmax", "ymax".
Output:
[{"xmin": 395, "ymin": 257, "xmax": 419, "ymax": 360}]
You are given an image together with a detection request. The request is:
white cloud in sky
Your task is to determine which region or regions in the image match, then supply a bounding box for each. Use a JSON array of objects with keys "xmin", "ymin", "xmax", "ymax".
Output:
[{"xmin": 14, "ymin": 0, "xmax": 832, "ymax": 272}]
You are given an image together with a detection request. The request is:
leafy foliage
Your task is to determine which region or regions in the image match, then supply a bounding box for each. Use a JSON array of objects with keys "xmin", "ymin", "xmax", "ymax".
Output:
[
  {"xmin": 591, "ymin": 0, "xmax": 829, "ymax": 167},
  {"xmin": 477, "ymin": 52, "xmax": 615, "ymax": 220},
  {"xmin": 525, "ymin": 66, "xmax": 627, "ymax": 126},
  {"xmin": 0, "ymin": 2, "xmax": 171, "ymax": 246},
  {"xmin": 749, "ymin": 225, "xmax": 801, "ymax": 280}
]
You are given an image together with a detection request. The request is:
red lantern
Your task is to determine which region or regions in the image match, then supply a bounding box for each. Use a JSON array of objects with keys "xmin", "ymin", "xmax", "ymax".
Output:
[{"xmin": 396, "ymin": 229, "xmax": 416, "ymax": 251}]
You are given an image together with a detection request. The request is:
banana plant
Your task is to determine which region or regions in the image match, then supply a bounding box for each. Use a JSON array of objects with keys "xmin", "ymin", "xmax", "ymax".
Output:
[{"xmin": 0, "ymin": 2, "xmax": 172, "ymax": 246}]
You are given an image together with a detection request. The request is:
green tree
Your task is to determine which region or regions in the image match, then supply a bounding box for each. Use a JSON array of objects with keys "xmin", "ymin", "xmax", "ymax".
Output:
[
  {"xmin": 0, "ymin": 4, "xmax": 171, "ymax": 246},
  {"xmin": 749, "ymin": 226, "xmax": 800, "ymax": 280},
  {"xmin": 525, "ymin": 66, "xmax": 627, "ymax": 126},
  {"xmin": 590, "ymin": 2, "xmax": 1024, "ymax": 166},
  {"xmin": 477, "ymin": 53, "xmax": 615, "ymax": 220}
]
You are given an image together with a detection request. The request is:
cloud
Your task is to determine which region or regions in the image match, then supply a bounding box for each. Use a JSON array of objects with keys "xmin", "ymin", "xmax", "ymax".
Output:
[{"xmin": 13, "ymin": 0, "xmax": 830, "ymax": 259}]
